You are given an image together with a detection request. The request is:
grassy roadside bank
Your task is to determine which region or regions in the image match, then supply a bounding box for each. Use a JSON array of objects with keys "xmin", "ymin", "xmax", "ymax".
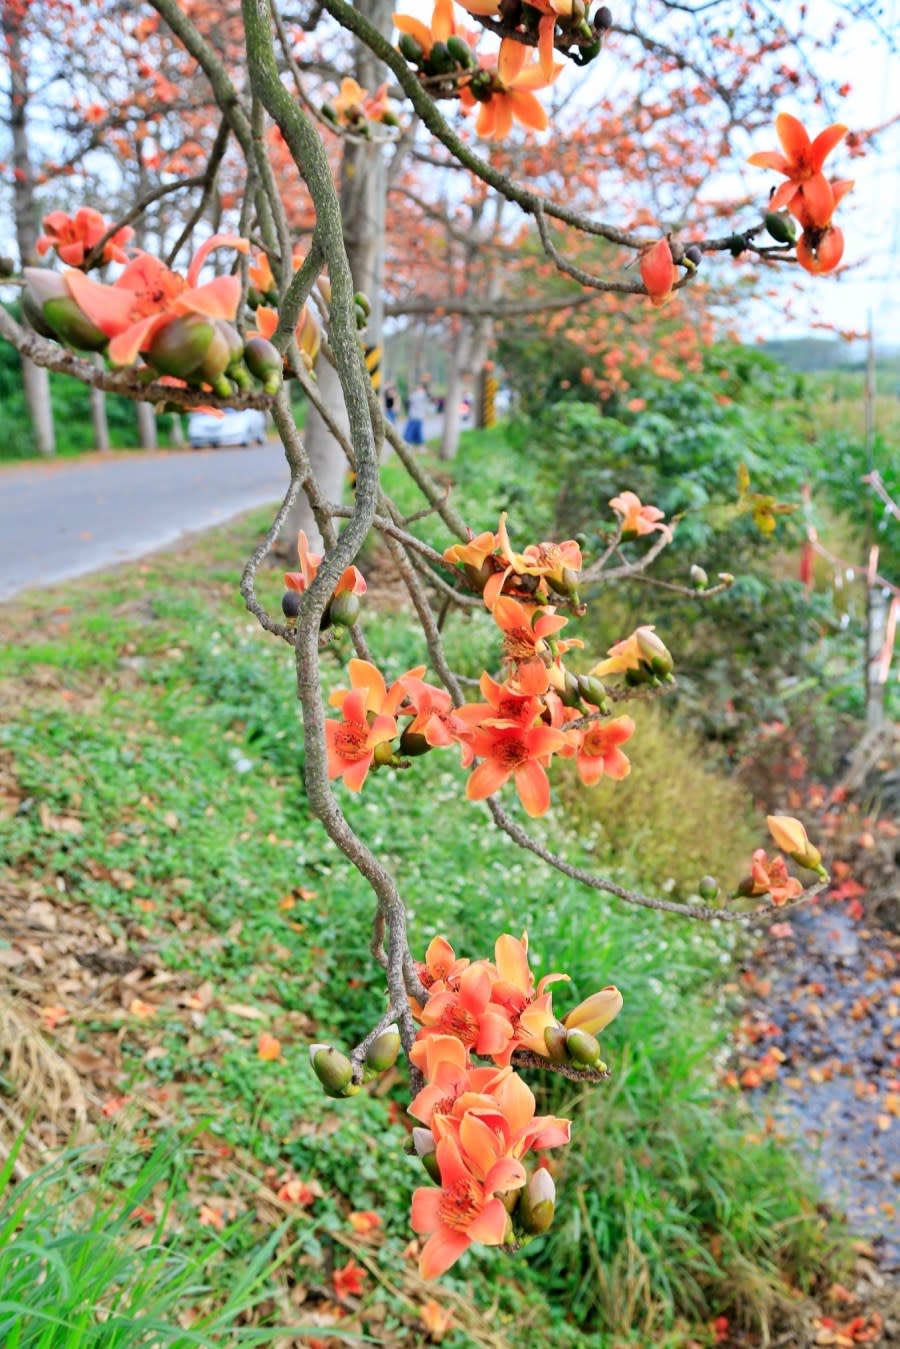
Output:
[{"xmin": 0, "ymin": 435, "xmax": 852, "ymax": 1345}]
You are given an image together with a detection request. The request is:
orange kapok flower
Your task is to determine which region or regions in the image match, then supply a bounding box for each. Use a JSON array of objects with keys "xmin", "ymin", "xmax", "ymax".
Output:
[
  {"xmin": 332, "ymin": 76, "xmax": 369, "ymax": 125},
  {"xmin": 466, "ymin": 718, "xmax": 568, "ymax": 817},
  {"xmin": 253, "ymin": 302, "xmax": 321, "ymax": 370},
  {"xmin": 436, "ymin": 1065, "xmax": 571, "ymax": 1165},
  {"xmin": 608, "ymin": 491, "xmax": 673, "ymax": 543},
  {"xmin": 749, "ymin": 849, "xmax": 803, "ymax": 907},
  {"xmin": 348, "ymin": 1210, "xmax": 382, "ymax": 1234},
  {"xmin": 332, "ymin": 1256, "xmax": 367, "ymax": 1299},
  {"xmin": 591, "ymin": 625, "xmax": 660, "ymax": 679},
  {"xmin": 575, "ymin": 715, "xmax": 635, "ymax": 786},
  {"xmin": 420, "ymin": 1298, "xmax": 454, "ymax": 1340},
  {"xmin": 409, "ymin": 1035, "xmax": 511, "ymax": 1126},
  {"xmin": 748, "ymin": 113, "xmax": 847, "ymax": 229},
  {"xmin": 459, "ymin": 39, "xmax": 561, "ymax": 142},
  {"xmin": 419, "ymin": 963, "xmax": 516, "ymax": 1059},
  {"xmin": 37, "ymin": 208, "xmax": 133, "ymax": 268},
  {"xmin": 324, "ymin": 688, "xmax": 397, "ymax": 792},
  {"xmin": 490, "ymin": 596, "xmax": 568, "ymax": 695},
  {"xmin": 639, "ymin": 238, "xmax": 677, "ymax": 308},
  {"xmin": 411, "ymin": 1134, "xmax": 516, "ymax": 1279},
  {"xmin": 64, "ymin": 234, "xmax": 248, "ymax": 367},
  {"xmin": 284, "ymin": 529, "xmax": 366, "ymax": 600},
  {"xmin": 416, "ymin": 936, "xmax": 470, "ymax": 994},
  {"xmin": 329, "ymin": 657, "xmax": 424, "ymax": 720}
]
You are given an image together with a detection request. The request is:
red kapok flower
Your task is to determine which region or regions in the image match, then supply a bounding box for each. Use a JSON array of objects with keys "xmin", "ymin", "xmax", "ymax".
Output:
[
  {"xmin": 37, "ymin": 208, "xmax": 133, "ymax": 268},
  {"xmin": 284, "ymin": 529, "xmax": 366, "ymax": 599},
  {"xmin": 749, "ymin": 849, "xmax": 803, "ymax": 907},
  {"xmin": 608, "ymin": 491, "xmax": 673, "ymax": 543},
  {"xmin": 458, "ymin": 39, "xmax": 562, "ymax": 142},
  {"xmin": 576, "ymin": 715, "xmax": 635, "ymax": 786},
  {"xmin": 348, "ymin": 1210, "xmax": 382, "ymax": 1234},
  {"xmin": 332, "ymin": 1256, "xmax": 367, "ymax": 1299},
  {"xmin": 411, "ymin": 1134, "xmax": 515, "ymax": 1279},
  {"xmin": 324, "ymin": 687, "xmax": 397, "ymax": 792},
  {"xmin": 748, "ymin": 113, "xmax": 847, "ymax": 229},
  {"xmin": 466, "ymin": 718, "xmax": 568, "ymax": 817},
  {"xmin": 63, "ymin": 234, "xmax": 248, "ymax": 366},
  {"xmin": 418, "ymin": 963, "xmax": 515, "ymax": 1059},
  {"xmin": 639, "ymin": 239, "xmax": 677, "ymax": 308}
]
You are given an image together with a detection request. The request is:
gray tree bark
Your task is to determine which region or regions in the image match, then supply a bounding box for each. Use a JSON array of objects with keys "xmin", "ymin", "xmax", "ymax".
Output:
[
  {"xmin": 278, "ymin": 0, "xmax": 393, "ymax": 553},
  {"xmin": 136, "ymin": 401, "xmax": 158, "ymax": 450},
  {"xmin": 3, "ymin": 7, "xmax": 56, "ymax": 456},
  {"xmin": 90, "ymin": 354, "xmax": 110, "ymax": 452}
]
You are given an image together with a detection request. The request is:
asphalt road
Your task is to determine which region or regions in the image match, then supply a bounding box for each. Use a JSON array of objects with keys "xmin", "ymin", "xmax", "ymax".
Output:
[{"xmin": 0, "ymin": 443, "xmax": 289, "ymax": 602}]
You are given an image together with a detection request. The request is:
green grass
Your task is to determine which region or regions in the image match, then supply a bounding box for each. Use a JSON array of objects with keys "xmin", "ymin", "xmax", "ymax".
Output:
[{"xmin": 0, "ymin": 432, "xmax": 851, "ymax": 1345}]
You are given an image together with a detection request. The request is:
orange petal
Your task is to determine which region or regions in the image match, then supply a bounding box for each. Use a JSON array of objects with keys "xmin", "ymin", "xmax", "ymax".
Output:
[
  {"xmin": 63, "ymin": 268, "xmax": 135, "ymax": 336},
  {"xmin": 775, "ymin": 111, "xmax": 810, "ymax": 163},
  {"xmin": 393, "ymin": 13, "xmax": 433, "ymax": 51},
  {"xmin": 342, "ymin": 753, "xmax": 373, "ymax": 792},
  {"xmin": 432, "ymin": 0, "xmax": 455, "ymax": 42},
  {"xmin": 108, "ymin": 314, "xmax": 168, "ymax": 367},
  {"xmin": 797, "ymin": 173, "xmax": 835, "ymax": 229},
  {"xmin": 498, "ymin": 36, "xmax": 528, "ymax": 86},
  {"xmin": 186, "ymin": 233, "xmax": 249, "ymax": 288},
  {"xmin": 509, "ymin": 90, "xmax": 548, "ymax": 133},
  {"xmin": 411, "ymin": 1186, "xmax": 443, "ymax": 1235},
  {"xmin": 178, "ymin": 275, "xmax": 242, "ymax": 321},
  {"xmin": 808, "ymin": 122, "xmax": 847, "ymax": 172},
  {"xmin": 514, "ymin": 758, "xmax": 551, "ymax": 817},
  {"xmin": 475, "ymin": 100, "xmax": 496, "ymax": 140},
  {"xmin": 537, "ymin": 15, "xmax": 556, "ymax": 82},
  {"xmin": 747, "ymin": 150, "xmax": 790, "ymax": 174},
  {"xmin": 491, "ymin": 95, "xmax": 514, "ymax": 141},
  {"xmin": 465, "ymin": 1196, "xmax": 509, "ymax": 1245},
  {"xmin": 418, "ymin": 1227, "xmax": 471, "ymax": 1279}
]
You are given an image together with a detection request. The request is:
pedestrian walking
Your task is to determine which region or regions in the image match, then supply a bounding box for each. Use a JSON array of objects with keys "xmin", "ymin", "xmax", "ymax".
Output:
[{"xmin": 403, "ymin": 378, "xmax": 432, "ymax": 446}]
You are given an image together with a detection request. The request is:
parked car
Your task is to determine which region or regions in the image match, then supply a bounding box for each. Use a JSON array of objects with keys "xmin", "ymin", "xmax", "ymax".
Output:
[{"xmin": 188, "ymin": 407, "xmax": 267, "ymax": 449}]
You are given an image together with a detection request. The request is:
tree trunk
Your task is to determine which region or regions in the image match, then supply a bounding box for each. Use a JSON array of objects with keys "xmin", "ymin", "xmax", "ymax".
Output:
[
  {"xmin": 90, "ymin": 354, "xmax": 110, "ymax": 452},
  {"xmin": 278, "ymin": 0, "xmax": 393, "ymax": 553},
  {"xmin": 136, "ymin": 401, "xmax": 157, "ymax": 451},
  {"xmin": 3, "ymin": 8, "xmax": 56, "ymax": 456},
  {"xmin": 439, "ymin": 351, "xmax": 464, "ymax": 461}
]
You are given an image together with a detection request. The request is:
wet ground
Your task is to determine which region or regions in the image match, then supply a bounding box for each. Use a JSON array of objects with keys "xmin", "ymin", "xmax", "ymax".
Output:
[{"xmin": 737, "ymin": 902, "xmax": 900, "ymax": 1272}]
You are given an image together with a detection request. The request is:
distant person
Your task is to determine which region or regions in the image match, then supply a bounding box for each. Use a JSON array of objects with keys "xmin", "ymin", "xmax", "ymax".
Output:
[
  {"xmin": 384, "ymin": 384, "xmax": 399, "ymax": 425},
  {"xmin": 404, "ymin": 378, "xmax": 432, "ymax": 446}
]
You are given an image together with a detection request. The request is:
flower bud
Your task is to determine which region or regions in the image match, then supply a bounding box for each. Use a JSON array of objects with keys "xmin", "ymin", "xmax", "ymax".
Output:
[
  {"xmin": 147, "ymin": 315, "xmax": 215, "ymax": 378},
  {"xmin": 558, "ymin": 671, "xmax": 582, "ymax": 708},
  {"xmin": 23, "ymin": 269, "xmax": 107, "ymax": 350},
  {"xmin": 518, "ymin": 1168, "xmax": 556, "ymax": 1235},
  {"xmin": 565, "ymin": 1026, "xmax": 603, "ymax": 1067},
  {"xmin": 636, "ymin": 627, "xmax": 674, "ymax": 677},
  {"xmin": 689, "ymin": 564, "xmax": 708, "ymax": 590},
  {"xmin": 309, "ymin": 1043, "xmax": 357, "ymax": 1097},
  {"xmin": 594, "ymin": 4, "xmax": 613, "ymax": 29},
  {"xmin": 400, "ymin": 725, "xmax": 431, "ymax": 757},
  {"xmin": 564, "ymin": 986, "xmax": 623, "ymax": 1036},
  {"xmin": 244, "ymin": 336, "xmax": 283, "ymax": 393},
  {"xmin": 764, "ymin": 210, "xmax": 797, "ymax": 245},
  {"xmin": 365, "ymin": 1024, "xmax": 401, "ymax": 1074},
  {"xmin": 282, "ymin": 590, "xmax": 302, "ymax": 620},
  {"xmin": 412, "ymin": 1127, "xmax": 440, "ymax": 1181},
  {"xmin": 766, "ymin": 815, "xmax": 823, "ymax": 872},
  {"xmin": 698, "ymin": 875, "xmax": 719, "ymax": 902},
  {"xmin": 576, "ymin": 674, "xmax": 608, "ymax": 709},
  {"xmin": 197, "ymin": 324, "xmax": 233, "ymax": 387},
  {"xmin": 329, "ymin": 591, "xmax": 361, "ymax": 628},
  {"xmin": 718, "ymin": 573, "xmax": 735, "ymax": 586},
  {"xmin": 398, "ymin": 32, "xmax": 424, "ymax": 64},
  {"xmin": 683, "ymin": 244, "xmax": 703, "ymax": 269},
  {"xmin": 543, "ymin": 1023, "xmax": 570, "ymax": 1063}
]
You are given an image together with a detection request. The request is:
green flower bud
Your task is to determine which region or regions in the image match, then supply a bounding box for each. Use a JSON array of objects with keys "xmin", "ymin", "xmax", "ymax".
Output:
[
  {"xmin": 764, "ymin": 210, "xmax": 797, "ymax": 245},
  {"xmin": 635, "ymin": 627, "xmax": 674, "ymax": 678},
  {"xmin": 446, "ymin": 35, "xmax": 476, "ymax": 67},
  {"xmin": 399, "ymin": 725, "xmax": 431, "ymax": 757},
  {"xmin": 244, "ymin": 336, "xmax": 283, "ymax": 394},
  {"xmin": 698, "ymin": 875, "xmax": 719, "ymax": 902},
  {"xmin": 365, "ymin": 1024, "xmax": 401, "ymax": 1074},
  {"xmin": 398, "ymin": 33, "xmax": 424, "ymax": 64},
  {"xmin": 543, "ymin": 1023, "xmax": 570, "ymax": 1063},
  {"xmin": 309, "ymin": 1044, "xmax": 356, "ymax": 1097},
  {"xmin": 518, "ymin": 1169, "xmax": 556, "ymax": 1235},
  {"xmin": 329, "ymin": 591, "xmax": 361, "ymax": 628},
  {"xmin": 565, "ymin": 1026, "xmax": 602, "ymax": 1066},
  {"xmin": 689, "ymin": 564, "xmax": 708, "ymax": 590},
  {"xmin": 147, "ymin": 315, "xmax": 215, "ymax": 378}
]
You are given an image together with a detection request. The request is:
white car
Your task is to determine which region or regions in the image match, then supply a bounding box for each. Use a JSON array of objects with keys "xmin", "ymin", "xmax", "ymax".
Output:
[{"xmin": 188, "ymin": 407, "xmax": 267, "ymax": 449}]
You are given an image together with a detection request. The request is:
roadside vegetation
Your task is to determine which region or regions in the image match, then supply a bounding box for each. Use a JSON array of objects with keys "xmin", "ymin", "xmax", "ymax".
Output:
[{"xmin": 3, "ymin": 357, "xmax": 879, "ymax": 1343}]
